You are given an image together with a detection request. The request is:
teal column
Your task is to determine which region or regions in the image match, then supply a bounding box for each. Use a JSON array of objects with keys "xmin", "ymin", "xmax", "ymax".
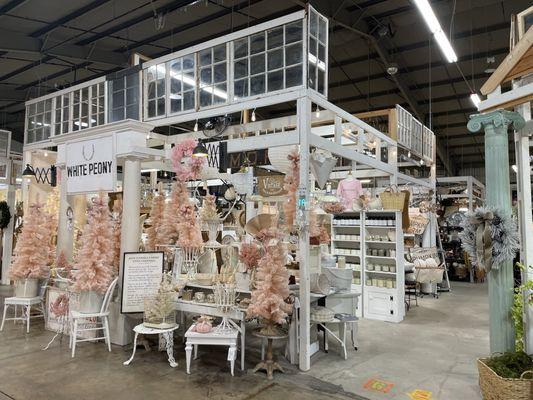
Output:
[{"xmin": 467, "ymin": 109, "xmax": 525, "ymax": 353}]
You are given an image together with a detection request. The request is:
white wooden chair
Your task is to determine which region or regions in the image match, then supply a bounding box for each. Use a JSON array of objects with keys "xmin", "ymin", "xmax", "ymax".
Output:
[
  {"xmin": 69, "ymin": 277, "xmax": 118, "ymax": 358},
  {"xmin": 1, "ymin": 279, "xmax": 49, "ymax": 333}
]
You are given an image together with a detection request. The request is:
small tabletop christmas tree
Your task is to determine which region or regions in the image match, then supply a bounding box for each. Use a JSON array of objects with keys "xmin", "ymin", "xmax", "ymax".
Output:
[
  {"xmin": 10, "ymin": 201, "xmax": 51, "ymax": 280},
  {"xmin": 200, "ymin": 194, "xmax": 220, "ymax": 222},
  {"xmin": 72, "ymin": 193, "xmax": 115, "ymax": 295}
]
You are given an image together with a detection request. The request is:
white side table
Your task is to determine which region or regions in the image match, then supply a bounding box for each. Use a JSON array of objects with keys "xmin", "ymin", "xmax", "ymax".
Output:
[
  {"xmin": 185, "ymin": 325, "xmax": 239, "ymax": 376},
  {"xmin": 311, "ymin": 318, "xmax": 348, "ymax": 360},
  {"xmin": 123, "ymin": 324, "xmax": 179, "ymax": 368}
]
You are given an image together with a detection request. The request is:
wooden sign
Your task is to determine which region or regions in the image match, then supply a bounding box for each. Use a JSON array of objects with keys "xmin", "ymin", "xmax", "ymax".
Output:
[
  {"xmin": 121, "ymin": 251, "xmax": 164, "ymax": 313},
  {"xmin": 257, "ymin": 175, "xmax": 287, "ymax": 197}
]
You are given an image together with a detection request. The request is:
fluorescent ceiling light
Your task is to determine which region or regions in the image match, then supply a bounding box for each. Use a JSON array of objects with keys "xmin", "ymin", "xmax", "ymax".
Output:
[
  {"xmin": 413, "ymin": 0, "xmax": 458, "ymax": 63},
  {"xmin": 470, "ymin": 93, "xmax": 481, "ymax": 107},
  {"xmin": 459, "ymin": 207, "xmax": 469, "ymax": 212},
  {"xmin": 360, "ymin": 179, "xmax": 371, "ymax": 184}
]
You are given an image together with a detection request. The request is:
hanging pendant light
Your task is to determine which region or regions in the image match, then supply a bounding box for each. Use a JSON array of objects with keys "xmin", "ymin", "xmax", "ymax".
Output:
[{"xmin": 192, "ymin": 141, "xmax": 209, "ymax": 158}]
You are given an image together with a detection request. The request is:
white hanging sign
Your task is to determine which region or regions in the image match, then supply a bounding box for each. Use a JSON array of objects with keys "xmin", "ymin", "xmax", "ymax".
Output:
[{"xmin": 65, "ymin": 136, "xmax": 116, "ymax": 194}]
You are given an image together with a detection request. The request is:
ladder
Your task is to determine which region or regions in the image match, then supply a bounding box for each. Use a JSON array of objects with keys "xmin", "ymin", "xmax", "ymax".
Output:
[{"xmin": 436, "ymin": 223, "xmax": 451, "ymax": 292}]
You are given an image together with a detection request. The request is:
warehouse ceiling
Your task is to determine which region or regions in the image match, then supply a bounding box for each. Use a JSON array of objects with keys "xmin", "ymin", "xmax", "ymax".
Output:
[{"xmin": 0, "ymin": 0, "xmax": 530, "ymax": 178}]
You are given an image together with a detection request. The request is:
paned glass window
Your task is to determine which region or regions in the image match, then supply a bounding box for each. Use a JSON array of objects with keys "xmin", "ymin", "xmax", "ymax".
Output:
[
  {"xmin": 233, "ymin": 20, "xmax": 303, "ymax": 100},
  {"xmin": 308, "ymin": 9, "xmax": 328, "ymax": 95},
  {"xmin": 109, "ymin": 73, "xmax": 140, "ymax": 122},
  {"xmin": 26, "ymin": 99, "xmax": 52, "ymax": 143},
  {"xmin": 198, "ymin": 44, "xmax": 228, "ymax": 108},
  {"xmin": 168, "ymin": 53, "xmax": 196, "ymax": 114},
  {"xmin": 146, "ymin": 63, "xmax": 166, "ymax": 118}
]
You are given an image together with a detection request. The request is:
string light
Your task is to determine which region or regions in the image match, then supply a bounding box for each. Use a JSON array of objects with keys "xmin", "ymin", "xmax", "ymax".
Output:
[
  {"xmin": 44, "ymin": 151, "xmax": 48, "ymax": 157},
  {"xmin": 146, "ymin": 132, "xmax": 151, "ymax": 140},
  {"xmin": 251, "ymin": 108, "xmax": 256, "ymax": 122},
  {"xmin": 315, "ymin": 105, "xmax": 320, "ymax": 118},
  {"xmin": 194, "ymin": 119, "xmax": 198, "ymax": 132},
  {"xmin": 407, "ymin": 150, "xmax": 411, "ymax": 158}
]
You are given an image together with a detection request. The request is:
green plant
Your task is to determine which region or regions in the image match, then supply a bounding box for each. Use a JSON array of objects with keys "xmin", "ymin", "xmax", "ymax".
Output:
[
  {"xmin": 485, "ymin": 351, "xmax": 533, "ymax": 379},
  {"xmin": 512, "ymin": 263, "xmax": 533, "ymax": 351}
]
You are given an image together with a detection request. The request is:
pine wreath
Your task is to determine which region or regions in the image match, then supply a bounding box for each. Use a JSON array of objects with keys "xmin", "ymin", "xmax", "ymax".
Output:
[
  {"xmin": 0, "ymin": 201, "xmax": 11, "ymax": 230},
  {"xmin": 459, "ymin": 207, "xmax": 519, "ymax": 272}
]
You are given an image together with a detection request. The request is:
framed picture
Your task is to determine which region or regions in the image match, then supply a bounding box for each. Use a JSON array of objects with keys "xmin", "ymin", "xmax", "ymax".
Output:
[{"xmin": 121, "ymin": 251, "xmax": 164, "ymax": 314}]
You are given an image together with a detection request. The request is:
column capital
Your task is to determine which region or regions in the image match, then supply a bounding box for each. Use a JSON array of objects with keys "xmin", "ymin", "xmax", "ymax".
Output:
[{"xmin": 467, "ymin": 109, "xmax": 525, "ymax": 134}]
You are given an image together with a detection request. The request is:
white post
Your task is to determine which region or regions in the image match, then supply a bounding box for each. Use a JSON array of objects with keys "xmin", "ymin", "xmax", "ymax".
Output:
[
  {"xmin": 111, "ymin": 157, "xmax": 141, "ymax": 346},
  {"xmin": 1, "ymin": 159, "xmax": 16, "ymax": 285},
  {"xmin": 150, "ymin": 171, "xmax": 157, "ymax": 190},
  {"xmin": 56, "ymin": 167, "xmax": 73, "ymax": 260},
  {"xmin": 467, "ymin": 177, "xmax": 474, "ymax": 212},
  {"xmin": 297, "ymin": 96, "xmax": 311, "ymax": 371},
  {"xmin": 514, "ymin": 99, "xmax": 533, "ymax": 354},
  {"xmin": 334, "ymin": 115, "xmax": 342, "ymax": 144}
]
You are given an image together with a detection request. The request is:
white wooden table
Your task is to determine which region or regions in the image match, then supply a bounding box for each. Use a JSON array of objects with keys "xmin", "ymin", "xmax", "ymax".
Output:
[
  {"xmin": 175, "ymin": 300, "xmax": 246, "ymax": 370},
  {"xmin": 123, "ymin": 323, "xmax": 180, "ymax": 368},
  {"xmin": 184, "ymin": 324, "xmax": 239, "ymax": 376}
]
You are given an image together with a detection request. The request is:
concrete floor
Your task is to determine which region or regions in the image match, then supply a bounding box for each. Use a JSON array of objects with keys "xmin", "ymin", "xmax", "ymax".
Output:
[{"xmin": 0, "ymin": 281, "xmax": 487, "ymax": 400}]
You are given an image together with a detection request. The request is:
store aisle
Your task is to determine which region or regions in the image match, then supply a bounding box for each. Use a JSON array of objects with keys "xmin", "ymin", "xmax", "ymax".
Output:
[
  {"xmin": 0, "ymin": 283, "xmax": 487, "ymax": 400},
  {"xmin": 0, "ymin": 284, "xmax": 368, "ymax": 400},
  {"xmin": 307, "ymin": 282, "xmax": 489, "ymax": 400}
]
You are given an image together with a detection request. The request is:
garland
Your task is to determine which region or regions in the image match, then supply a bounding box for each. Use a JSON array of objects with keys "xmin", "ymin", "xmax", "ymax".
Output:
[
  {"xmin": 460, "ymin": 207, "xmax": 519, "ymax": 272},
  {"xmin": 0, "ymin": 201, "xmax": 11, "ymax": 230},
  {"xmin": 170, "ymin": 138, "xmax": 206, "ymax": 182}
]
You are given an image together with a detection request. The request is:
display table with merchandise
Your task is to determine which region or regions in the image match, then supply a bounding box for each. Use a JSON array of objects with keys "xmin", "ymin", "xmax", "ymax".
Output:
[
  {"xmin": 175, "ymin": 299, "xmax": 246, "ymax": 370},
  {"xmin": 123, "ymin": 323, "xmax": 180, "ymax": 368},
  {"xmin": 184, "ymin": 324, "xmax": 239, "ymax": 376}
]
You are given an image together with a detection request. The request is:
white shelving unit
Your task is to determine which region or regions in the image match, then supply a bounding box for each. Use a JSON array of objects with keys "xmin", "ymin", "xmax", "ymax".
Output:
[{"xmin": 331, "ymin": 210, "xmax": 404, "ymax": 323}]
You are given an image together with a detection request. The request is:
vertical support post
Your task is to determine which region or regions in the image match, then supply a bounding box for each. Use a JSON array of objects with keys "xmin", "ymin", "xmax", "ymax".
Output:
[
  {"xmin": 111, "ymin": 157, "xmax": 141, "ymax": 346},
  {"xmin": 467, "ymin": 178, "xmax": 474, "ymax": 212},
  {"xmin": 150, "ymin": 171, "xmax": 158, "ymax": 190},
  {"xmin": 514, "ymin": 100, "xmax": 533, "ymax": 354},
  {"xmin": 297, "ymin": 96, "xmax": 311, "ymax": 371},
  {"xmin": 1, "ymin": 159, "xmax": 16, "ymax": 285},
  {"xmin": 388, "ymin": 145, "xmax": 398, "ymax": 186},
  {"xmin": 56, "ymin": 167, "xmax": 73, "ymax": 260},
  {"xmin": 21, "ymin": 151, "xmax": 32, "ymax": 216},
  {"xmin": 334, "ymin": 116, "xmax": 342, "ymax": 144},
  {"xmin": 467, "ymin": 109, "xmax": 525, "ymax": 353}
]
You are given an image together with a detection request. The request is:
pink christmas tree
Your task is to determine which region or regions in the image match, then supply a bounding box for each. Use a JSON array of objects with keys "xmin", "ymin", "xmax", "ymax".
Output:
[
  {"xmin": 72, "ymin": 193, "xmax": 115, "ymax": 295},
  {"xmin": 146, "ymin": 193, "xmax": 165, "ymax": 250},
  {"xmin": 159, "ymin": 182, "xmax": 190, "ymax": 245},
  {"xmin": 10, "ymin": 201, "xmax": 51, "ymax": 280},
  {"xmin": 247, "ymin": 227, "xmax": 292, "ymax": 334},
  {"xmin": 177, "ymin": 203, "xmax": 203, "ymax": 248},
  {"xmin": 111, "ymin": 198, "xmax": 123, "ymax": 274},
  {"xmin": 56, "ymin": 250, "xmax": 72, "ymax": 279},
  {"xmin": 283, "ymin": 149, "xmax": 300, "ymax": 229},
  {"xmin": 239, "ymin": 242, "xmax": 262, "ymax": 272}
]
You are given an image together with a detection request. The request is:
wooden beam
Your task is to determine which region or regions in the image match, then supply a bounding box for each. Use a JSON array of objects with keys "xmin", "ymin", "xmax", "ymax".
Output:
[{"xmin": 481, "ymin": 26, "xmax": 533, "ymax": 95}]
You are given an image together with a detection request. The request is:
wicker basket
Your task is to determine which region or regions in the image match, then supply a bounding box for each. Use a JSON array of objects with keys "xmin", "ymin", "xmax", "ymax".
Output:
[
  {"xmin": 477, "ymin": 358, "xmax": 533, "ymax": 400},
  {"xmin": 380, "ymin": 187, "xmax": 407, "ymax": 211}
]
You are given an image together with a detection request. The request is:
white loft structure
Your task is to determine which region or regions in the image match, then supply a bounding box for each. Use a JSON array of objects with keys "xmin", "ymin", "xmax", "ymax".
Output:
[
  {"xmin": 21, "ymin": 6, "xmax": 437, "ymax": 370},
  {"xmin": 478, "ymin": 25, "xmax": 533, "ymax": 354}
]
